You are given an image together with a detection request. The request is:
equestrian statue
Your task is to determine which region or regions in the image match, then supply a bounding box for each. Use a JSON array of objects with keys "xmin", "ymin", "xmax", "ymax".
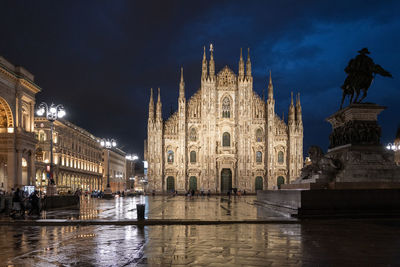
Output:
[{"xmin": 340, "ymin": 48, "xmax": 392, "ymax": 109}]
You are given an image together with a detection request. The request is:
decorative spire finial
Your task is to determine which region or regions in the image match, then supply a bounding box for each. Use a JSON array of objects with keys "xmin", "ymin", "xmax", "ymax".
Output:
[
  {"xmin": 268, "ymin": 70, "xmax": 274, "ymax": 100},
  {"xmin": 239, "ymin": 47, "xmax": 244, "ymax": 78},
  {"xmin": 246, "ymin": 47, "xmax": 252, "ymax": 77},
  {"xmin": 291, "ymin": 92, "xmax": 294, "ymax": 106},
  {"xmin": 202, "ymin": 46, "xmax": 208, "ymax": 79},
  {"xmin": 209, "ymin": 43, "xmax": 215, "ymax": 77},
  {"xmin": 179, "ymin": 67, "xmax": 185, "ymax": 98}
]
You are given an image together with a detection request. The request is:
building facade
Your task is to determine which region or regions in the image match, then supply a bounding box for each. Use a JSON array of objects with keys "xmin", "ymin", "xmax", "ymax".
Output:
[
  {"xmin": 146, "ymin": 47, "xmax": 303, "ymax": 193},
  {"xmin": 34, "ymin": 118, "xmax": 103, "ymax": 193},
  {"xmin": 0, "ymin": 56, "xmax": 40, "ymax": 193},
  {"xmin": 102, "ymin": 148, "xmax": 126, "ymax": 193}
]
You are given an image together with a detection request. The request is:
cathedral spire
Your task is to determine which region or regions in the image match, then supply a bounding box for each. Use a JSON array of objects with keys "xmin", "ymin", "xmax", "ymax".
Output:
[
  {"xmin": 202, "ymin": 46, "xmax": 208, "ymax": 79},
  {"xmin": 209, "ymin": 43, "xmax": 215, "ymax": 78},
  {"xmin": 179, "ymin": 67, "xmax": 185, "ymax": 99},
  {"xmin": 148, "ymin": 88, "xmax": 154, "ymax": 121},
  {"xmin": 268, "ymin": 70, "xmax": 274, "ymax": 100},
  {"xmin": 156, "ymin": 87, "xmax": 162, "ymax": 121},
  {"xmin": 246, "ymin": 48, "xmax": 252, "ymax": 77},
  {"xmin": 238, "ymin": 48, "xmax": 244, "ymax": 79},
  {"xmin": 296, "ymin": 92, "xmax": 302, "ymax": 125},
  {"xmin": 289, "ymin": 92, "xmax": 295, "ymax": 125}
]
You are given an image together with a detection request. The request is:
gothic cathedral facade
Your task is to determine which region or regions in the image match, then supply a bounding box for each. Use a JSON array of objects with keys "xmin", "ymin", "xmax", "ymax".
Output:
[{"xmin": 145, "ymin": 47, "xmax": 303, "ymax": 193}]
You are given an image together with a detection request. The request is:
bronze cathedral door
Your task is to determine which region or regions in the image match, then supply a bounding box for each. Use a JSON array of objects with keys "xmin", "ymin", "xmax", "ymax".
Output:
[{"xmin": 221, "ymin": 169, "xmax": 232, "ymax": 193}]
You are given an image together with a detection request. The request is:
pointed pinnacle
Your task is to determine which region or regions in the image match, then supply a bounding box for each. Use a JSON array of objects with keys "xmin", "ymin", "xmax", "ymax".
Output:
[
  {"xmin": 240, "ymin": 48, "xmax": 243, "ymax": 60},
  {"xmin": 291, "ymin": 92, "xmax": 294, "ymax": 106},
  {"xmin": 180, "ymin": 67, "xmax": 184, "ymax": 82}
]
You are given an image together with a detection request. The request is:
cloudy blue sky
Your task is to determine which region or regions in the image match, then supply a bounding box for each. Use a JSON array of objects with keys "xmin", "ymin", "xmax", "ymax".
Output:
[{"xmin": 1, "ymin": 0, "xmax": 399, "ymax": 157}]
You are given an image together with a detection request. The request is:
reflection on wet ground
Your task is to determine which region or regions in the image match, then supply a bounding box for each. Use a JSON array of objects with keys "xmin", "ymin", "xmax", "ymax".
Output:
[
  {"xmin": 1, "ymin": 195, "xmax": 288, "ymax": 221},
  {"xmin": 2, "ymin": 220, "xmax": 400, "ymax": 266},
  {"xmin": 2, "ymin": 196, "xmax": 400, "ymax": 266}
]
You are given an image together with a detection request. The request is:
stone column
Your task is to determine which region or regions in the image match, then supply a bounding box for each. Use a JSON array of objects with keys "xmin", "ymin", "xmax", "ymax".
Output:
[
  {"xmin": 30, "ymin": 102, "xmax": 34, "ymax": 132},
  {"xmin": 29, "ymin": 150, "xmax": 35, "ymax": 186},
  {"xmin": 15, "ymin": 150, "xmax": 22, "ymax": 188}
]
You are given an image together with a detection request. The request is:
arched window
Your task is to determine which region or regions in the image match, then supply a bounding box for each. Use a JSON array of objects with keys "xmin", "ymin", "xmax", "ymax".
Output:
[
  {"xmin": 167, "ymin": 150, "xmax": 174, "ymax": 163},
  {"xmin": 256, "ymin": 151, "xmax": 262, "ymax": 163},
  {"xmin": 256, "ymin": 129, "xmax": 263, "ymax": 142},
  {"xmin": 278, "ymin": 151, "xmax": 284, "ymax": 164},
  {"xmin": 222, "ymin": 132, "xmax": 230, "ymax": 147},
  {"xmin": 222, "ymin": 97, "xmax": 231, "ymax": 118},
  {"xmin": 189, "ymin": 128, "xmax": 197, "ymax": 142},
  {"xmin": 190, "ymin": 151, "xmax": 196, "ymax": 163},
  {"xmin": 0, "ymin": 104, "xmax": 7, "ymax": 128}
]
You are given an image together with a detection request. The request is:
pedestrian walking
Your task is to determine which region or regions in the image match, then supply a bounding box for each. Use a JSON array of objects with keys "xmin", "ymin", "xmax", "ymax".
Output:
[{"xmin": 10, "ymin": 188, "xmax": 23, "ymax": 218}]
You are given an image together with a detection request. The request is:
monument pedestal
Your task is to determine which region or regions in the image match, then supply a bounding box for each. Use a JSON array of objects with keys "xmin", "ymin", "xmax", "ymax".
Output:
[
  {"xmin": 103, "ymin": 187, "xmax": 113, "ymax": 199},
  {"xmin": 258, "ymin": 103, "xmax": 400, "ymax": 218},
  {"xmin": 46, "ymin": 185, "xmax": 58, "ymax": 196}
]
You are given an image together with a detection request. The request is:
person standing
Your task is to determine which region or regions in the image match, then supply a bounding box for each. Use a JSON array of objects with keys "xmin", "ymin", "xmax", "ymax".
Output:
[
  {"xmin": 29, "ymin": 190, "xmax": 40, "ymax": 216},
  {"xmin": 11, "ymin": 188, "xmax": 22, "ymax": 218}
]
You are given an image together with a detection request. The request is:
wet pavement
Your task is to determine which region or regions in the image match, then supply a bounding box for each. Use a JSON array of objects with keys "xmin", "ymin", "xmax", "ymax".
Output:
[
  {"xmin": 1, "ymin": 195, "xmax": 289, "ymax": 222},
  {"xmin": 2, "ymin": 196, "xmax": 400, "ymax": 266},
  {"xmin": 2, "ymin": 220, "xmax": 400, "ymax": 266}
]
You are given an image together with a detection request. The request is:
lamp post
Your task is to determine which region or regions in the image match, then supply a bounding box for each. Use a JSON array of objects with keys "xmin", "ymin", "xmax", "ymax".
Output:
[
  {"xmin": 100, "ymin": 138, "xmax": 117, "ymax": 199},
  {"xmin": 126, "ymin": 154, "xmax": 139, "ymax": 191},
  {"xmin": 36, "ymin": 102, "xmax": 66, "ymax": 195},
  {"xmin": 386, "ymin": 143, "xmax": 400, "ymax": 151}
]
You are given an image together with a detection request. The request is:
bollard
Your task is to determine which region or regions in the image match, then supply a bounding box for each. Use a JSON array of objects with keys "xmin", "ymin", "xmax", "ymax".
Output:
[{"xmin": 136, "ymin": 204, "xmax": 145, "ymax": 220}]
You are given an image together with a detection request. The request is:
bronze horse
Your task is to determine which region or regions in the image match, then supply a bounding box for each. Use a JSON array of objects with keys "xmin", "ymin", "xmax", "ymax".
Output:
[{"xmin": 340, "ymin": 48, "xmax": 392, "ymax": 109}]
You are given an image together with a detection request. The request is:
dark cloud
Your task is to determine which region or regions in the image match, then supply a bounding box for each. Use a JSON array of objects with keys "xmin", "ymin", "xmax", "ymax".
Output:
[{"xmin": 1, "ymin": 0, "xmax": 399, "ymax": 157}]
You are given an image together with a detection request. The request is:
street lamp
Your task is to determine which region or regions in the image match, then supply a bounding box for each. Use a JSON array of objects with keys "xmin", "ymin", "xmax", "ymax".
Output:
[
  {"xmin": 36, "ymin": 102, "xmax": 65, "ymax": 195},
  {"xmin": 100, "ymin": 138, "xmax": 117, "ymax": 198},
  {"xmin": 126, "ymin": 154, "xmax": 139, "ymax": 191},
  {"xmin": 386, "ymin": 143, "xmax": 400, "ymax": 151}
]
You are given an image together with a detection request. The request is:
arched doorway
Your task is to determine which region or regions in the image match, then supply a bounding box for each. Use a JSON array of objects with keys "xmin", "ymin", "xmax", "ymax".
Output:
[
  {"xmin": 166, "ymin": 176, "xmax": 175, "ymax": 192},
  {"xmin": 189, "ymin": 176, "xmax": 197, "ymax": 191},
  {"xmin": 221, "ymin": 169, "xmax": 232, "ymax": 193},
  {"xmin": 277, "ymin": 176, "xmax": 285, "ymax": 189},
  {"xmin": 255, "ymin": 176, "xmax": 263, "ymax": 191},
  {"xmin": 0, "ymin": 97, "xmax": 14, "ymax": 133}
]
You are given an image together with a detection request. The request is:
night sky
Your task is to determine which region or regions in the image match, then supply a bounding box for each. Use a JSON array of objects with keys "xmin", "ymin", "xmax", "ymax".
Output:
[{"xmin": 1, "ymin": 1, "xmax": 399, "ymax": 158}]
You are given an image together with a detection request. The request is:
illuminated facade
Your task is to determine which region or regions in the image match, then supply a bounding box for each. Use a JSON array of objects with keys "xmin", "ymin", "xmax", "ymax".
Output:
[
  {"xmin": 0, "ymin": 56, "xmax": 40, "ymax": 192},
  {"xmin": 146, "ymin": 47, "xmax": 303, "ymax": 193},
  {"xmin": 34, "ymin": 118, "xmax": 103, "ymax": 193},
  {"xmin": 102, "ymin": 148, "xmax": 126, "ymax": 193}
]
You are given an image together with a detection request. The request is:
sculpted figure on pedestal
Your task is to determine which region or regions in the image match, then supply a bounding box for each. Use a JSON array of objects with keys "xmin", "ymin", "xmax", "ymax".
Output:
[
  {"xmin": 340, "ymin": 48, "xmax": 392, "ymax": 109},
  {"xmin": 299, "ymin": 146, "xmax": 341, "ymax": 181}
]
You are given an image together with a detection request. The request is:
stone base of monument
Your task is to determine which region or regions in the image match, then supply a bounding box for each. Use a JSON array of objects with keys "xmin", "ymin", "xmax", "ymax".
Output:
[
  {"xmin": 256, "ymin": 189, "xmax": 400, "ymax": 218},
  {"xmin": 257, "ymin": 103, "xmax": 400, "ymax": 218},
  {"xmin": 103, "ymin": 187, "xmax": 113, "ymax": 199},
  {"xmin": 46, "ymin": 185, "xmax": 58, "ymax": 196}
]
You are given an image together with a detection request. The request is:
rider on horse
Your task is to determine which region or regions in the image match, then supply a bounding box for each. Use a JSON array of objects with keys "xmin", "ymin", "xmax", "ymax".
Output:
[{"xmin": 340, "ymin": 48, "xmax": 392, "ymax": 109}]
